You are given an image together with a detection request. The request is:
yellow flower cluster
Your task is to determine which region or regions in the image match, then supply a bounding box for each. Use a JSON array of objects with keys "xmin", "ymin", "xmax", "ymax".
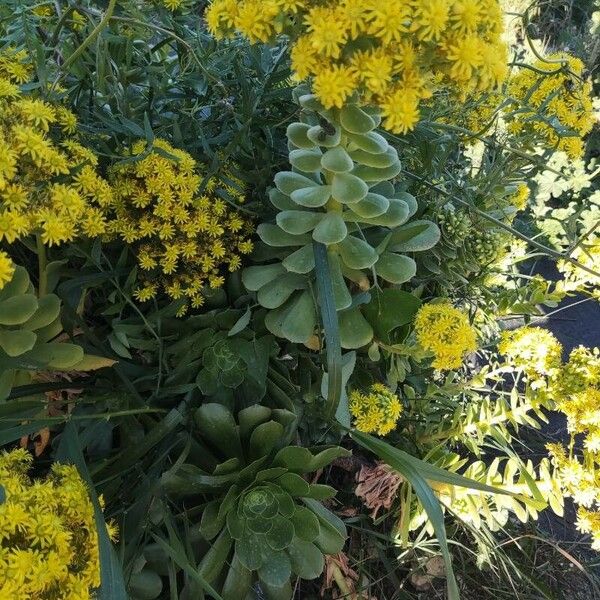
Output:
[
  {"xmin": 413, "ymin": 302, "xmax": 477, "ymax": 370},
  {"xmin": 0, "ymin": 49, "xmax": 111, "ymax": 247},
  {"xmin": 205, "ymin": 0, "xmax": 508, "ymax": 133},
  {"xmin": 498, "ymin": 326, "xmax": 563, "ymax": 384},
  {"xmin": 0, "ymin": 449, "xmax": 116, "ymax": 600},
  {"xmin": 0, "ymin": 250, "xmax": 14, "ymax": 290},
  {"xmin": 104, "ymin": 139, "xmax": 253, "ymax": 314},
  {"xmin": 508, "ymin": 53, "xmax": 595, "ymax": 159},
  {"xmin": 349, "ymin": 383, "xmax": 402, "ymax": 436},
  {"xmin": 509, "ymin": 183, "xmax": 530, "ymax": 212},
  {"xmin": 558, "ymin": 244, "xmax": 600, "ymax": 299}
]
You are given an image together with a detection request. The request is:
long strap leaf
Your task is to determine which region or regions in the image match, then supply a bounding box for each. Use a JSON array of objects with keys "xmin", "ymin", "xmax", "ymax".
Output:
[
  {"xmin": 313, "ymin": 241, "xmax": 342, "ymax": 420},
  {"xmin": 57, "ymin": 422, "xmax": 127, "ymax": 600}
]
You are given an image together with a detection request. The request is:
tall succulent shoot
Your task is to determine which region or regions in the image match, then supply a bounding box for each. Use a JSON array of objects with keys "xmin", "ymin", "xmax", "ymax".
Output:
[
  {"xmin": 243, "ymin": 89, "xmax": 439, "ymax": 349},
  {"xmin": 162, "ymin": 403, "xmax": 349, "ymax": 599}
]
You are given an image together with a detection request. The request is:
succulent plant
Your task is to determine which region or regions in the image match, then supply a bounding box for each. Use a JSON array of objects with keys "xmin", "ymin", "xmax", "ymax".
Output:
[
  {"xmin": 242, "ymin": 87, "xmax": 440, "ymax": 349},
  {"xmin": 0, "ymin": 265, "xmax": 85, "ymax": 400},
  {"xmin": 162, "ymin": 403, "xmax": 350, "ymax": 599}
]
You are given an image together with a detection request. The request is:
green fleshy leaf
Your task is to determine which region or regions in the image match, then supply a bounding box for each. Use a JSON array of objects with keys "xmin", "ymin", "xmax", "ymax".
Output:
[
  {"xmin": 352, "ymin": 160, "xmax": 402, "ymax": 183},
  {"xmin": 276, "ymin": 210, "xmax": 323, "ymax": 235},
  {"xmin": 258, "ymin": 551, "xmax": 292, "ymax": 588},
  {"xmin": 249, "ymin": 421, "xmax": 285, "ymax": 460},
  {"xmin": 0, "ymin": 329, "xmax": 37, "ymax": 357},
  {"xmin": 290, "ymin": 185, "xmax": 332, "ymax": 208},
  {"xmin": 257, "ymin": 273, "xmax": 307, "ymax": 309},
  {"xmin": 0, "ymin": 294, "xmax": 38, "ymax": 325},
  {"xmin": 332, "ymin": 173, "xmax": 369, "ymax": 204},
  {"xmin": 328, "ymin": 252, "xmax": 352, "ymax": 311},
  {"xmin": 280, "ymin": 290, "xmax": 316, "ymax": 344},
  {"xmin": 348, "ymin": 192, "xmax": 390, "ymax": 218},
  {"xmin": 376, "ymin": 253, "xmax": 417, "ymax": 284},
  {"xmin": 287, "ymin": 538, "xmax": 324, "ymax": 580},
  {"xmin": 269, "ymin": 188, "xmax": 297, "ymax": 211},
  {"xmin": 242, "ymin": 264, "xmax": 286, "ymax": 292},
  {"xmin": 346, "ymin": 131, "xmax": 388, "ymax": 154},
  {"xmin": 287, "ymin": 122, "xmax": 317, "ymax": 150},
  {"xmin": 277, "ymin": 473, "xmax": 310, "ymax": 496},
  {"xmin": 312, "ymin": 213, "xmax": 347, "ymax": 245},
  {"xmin": 282, "ymin": 244, "xmax": 315, "ymax": 274},
  {"xmin": 388, "ymin": 220, "xmax": 441, "ymax": 252},
  {"xmin": 194, "ymin": 403, "xmax": 243, "ymax": 460},
  {"xmin": 275, "ymin": 171, "xmax": 320, "ymax": 195},
  {"xmin": 339, "ymin": 307, "xmax": 373, "ymax": 350},
  {"xmin": 307, "ymin": 124, "xmax": 341, "ymax": 148},
  {"xmin": 337, "ymin": 236, "xmax": 378, "ymax": 270},
  {"xmin": 340, "ymin": 104, "xmax": 376, "ymax": 134},
  {"xmin": 291, "ymin": 507, "xmax": 320, "ymax": 542},
  {"xmin": 265, "ymin": 516, "xmax": 295, "ymax": 551},
  {"xmin": 321, "ymin": 147, "xmax": 354, "ymax": 173},
  {"xmin": 289, "ymin": 149, "xmax": 323, "ymax": 172},
  {"xmin": 258, "ymin": 224, "xmax": 312, "ymax": 247}
]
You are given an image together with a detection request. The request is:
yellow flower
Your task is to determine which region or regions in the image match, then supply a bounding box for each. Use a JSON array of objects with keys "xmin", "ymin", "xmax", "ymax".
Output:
[
  {"xmin": 307, "ymin": 8, "xmax": 347, "ymax": 58},
  {"xmin": 350, "ymin": 383, "xmax": 403, "ymax": 436},
  {"xmin": 499, "ymin": 327, "xmax": 563, "ymax": 381},
  {"xmin": 0, "ymin": 250, "xmax": 14, "ymax": 290},
  {"xmin": 412, "ymin": 0, "xmax": 449, "ymax": 41},
  {"xmin": 380, "ymin": 86, "xmax": 420, "ymax": 134},
  {"xmin": 313, "ymin": 64, "xmax": 357, "ymax": 109},
  {"xmin": 414, "ymin": 302, "xmax": 478, "ymax": 370},
  {"xmin": 0, "ymin": 449, "xmax": 115, "ymax": 599},
  {"xmin": 367, "ymin": 1, "xmax": 412, "ymax": 44}
]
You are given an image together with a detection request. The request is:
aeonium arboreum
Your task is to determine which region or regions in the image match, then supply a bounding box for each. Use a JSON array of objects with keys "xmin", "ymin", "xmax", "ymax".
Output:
[{"xmin": 161, "ymin": 403, "xmax": 350, "ymax": 599}]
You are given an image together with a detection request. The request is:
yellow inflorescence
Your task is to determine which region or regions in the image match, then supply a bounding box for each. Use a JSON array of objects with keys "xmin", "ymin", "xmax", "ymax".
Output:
[
  {"xmin": 103, "ymin": 139, "xmax": 253, "ymax": 314},
  {"xmin": 413, "ymin": 302, "xmax": 477, "ymax": 370},
  {"xmin": 498, "ymin": 326, "xmax": 563, "ymax": 383},
  {"xmin": 558, "ymin": 244, "xmax": 600, "ymax": 299},
  {"xmin": 0, "ymin": 449, "xmax": 117, "ymax": 600},
  {"xmin": 205, "ymin": 0, "xmax": 508, "ymax": 134},
  {"xmin": 0, "ymin": 48, "xmax": 112, "ymax": 247},
  {"xmin": 0, "ymin": 250, "xmax": 14, "ymax": 290},
  {"xmin": 349, "ymin": 383, "xmax": 403, "ymax": 436},
  {"xmin": 508, "ymin": 53, "xmax": 595, "ymax": 159},
  {"xmin": 509, "ymin": 183, "xmax": 530, "ymax": 212}
]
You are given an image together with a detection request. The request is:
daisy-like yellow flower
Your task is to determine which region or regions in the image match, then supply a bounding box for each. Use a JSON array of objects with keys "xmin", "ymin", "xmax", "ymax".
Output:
[
  {"xmin": 350, "ymin": 383, "xmax": 403, "ymax": 436},
  {"xmin": 0, "ymin": 250, "xmax": 14, "ymax": 289}
]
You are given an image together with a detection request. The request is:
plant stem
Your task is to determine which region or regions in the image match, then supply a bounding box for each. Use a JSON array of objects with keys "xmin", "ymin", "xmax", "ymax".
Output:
[{"xmin": 36, "ymin": 235, "xmax": 47, "ymax": 297}]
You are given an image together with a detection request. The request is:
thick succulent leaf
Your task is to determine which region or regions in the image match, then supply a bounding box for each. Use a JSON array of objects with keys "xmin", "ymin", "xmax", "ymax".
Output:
[
  {"xmin": 331, "ymin": 173, "xmax": 368, "ymax": 204},
  {"xmin": 309, "ymin": 447, "xmax": 351, "ymax": 471},
  {"xmin": 239, "ymin": 405, "xmax": 273, "ymax": 443},
  {"xmin": 350, "ymin": 146, "xmax": 398, "ymax": 168},
  {"xmin": 312, "ymin": 212, "xmax": 347, "ymax": 245},
  {"xmin": 28, "ymin": 342, "xmax": 84, "ymax": 369},
  {"xmin": 348, "ymin": 192, "xmax": 390, "ymax": 218},
  {"xmin": 277, "ymin": 473, "xmax": 310, "ymax": 496},
  {"xmin": 328, "ymin": 253, "xmax": 352, "ymax": 311},
  {"xmin": 337, "ymin": 235, "xmax": 378, "ymax": 270},
  {"xmin": 249, "ymin": 421, "xmax": 285, "ymax": 461},
  {"xmin": 242, "ymin": 264, "xmax": 286, "ymax": 292},
  {"xmin": 258, "ymin": 224, "xmax": 312, "ymax": 247},
  {"xmin": 264, "ymin": 296, "xmax": 297, "ymax": 340},
  {"xmin": 303, "ymin": 498, "xmax": 347, "ymax": 554},
  {"xmin": 265, "ymin": 515, "xmax": 295, "ymax": 551},
  {"xmin": 0, "ymin": 266, "xmax": 29, "ymax": 301},
  {"xmin": 340, "ymin": 104, "xmax": 376, "ymax": 134},
  {"xmin": 128, "ymin": 569, "xmax": 163, "ymax": 600},
  {"xmin": 305, "ymin": 484, "xmax": 337, "ymax": 500},
  {"xmin": 339, "ymin": 308, "xmax": 373, "ymax": 350},
  {"xmin": 274, "ymin": 171, "xmax": 319, "ymax": 195},
  {"xmin": 287, "ymin": 122, "xmax": 317, "ymax": 150},
  {"xmin": 307, "ymin": 124, "xmax": 341, "ymax": 148},
  {"xmin": 298, "ymin": 93, "xmax": 325, "ymax": 112},
  {"xmin": 0, "ymin": 294, "xmax": 38, "ymax": 326},
  {"xmin": 355, "ymin": 198, "xmax": 410, "ymax": 227},
  {"xmin": 273, "ymin": 446, "xmax": 312, "ymax": 471},
  {"xmin": 198, "ymin": 528, "xmax": 233, "ymax": 583},
  {"xmin": 346, "ymin": 131, "xmax": 388, "ymax": 154},
  {"xmin": 257, "ymin": 273, "xmax": 307, "ymax": 309},
  {"xmin": 280, "ymin": 290, "xmax": 316, "ymax": 344},
  {"xmin": 289, "ymin": 149, "xmax": 323, "ymax": 172},
  {"xmin": 221, "ymin": 552, "xmax": 253, "ymax": 600},
  {"xmin": 282, "ymin": 244, "xmax": 315, "ymax": 274},
  {"xmin": 269, "ymin": 188, "xmax": 297, "ymax": 211},
  {"xmin": 362, "ymin": 288, "xmax": 421, "ymax": 343},
  {"xmin": 194, "ymin": 403, "xmax": 243, "ymax": 461},
  {"xmin": 321, "ymin": 147, "xmax": 353, "ymax": 173},
  {"xmin": 260, "ymin": 580, "xmax": 293, "ymax": 600},
  {"xmin": 276, "ymin": 210, "xmax": 323, "ymax": 235},
  {"xmin": 200, "ymin": 500, "xmax": 226, "ymax": 541},
  {"xmin": 370, "ymin": 181, "xmax": 395, "ymax": 197},
  {"xmin": 0, "ymin": 329, "xmax": 37, "ymax": 357},
  {"xmin": 388, "ymin": 220, "xmax": 441, "ymax": 252},
  {"xmin": 290, "ymin": 507, "xmax": 320, "ymax": 542},
  {"xmin": 227, "ymin": 508, "xmax": 245, "ymax": 540},
  {"xmin": 255, "ymin": 467, "xmax": 288, "ymax": 482},
  {"xmin": 236, "ymin": 533, "xmax": 265, "ymax": 571},
  {"xmin": 376, "ymin": 253, "xmax": 417, "ymax": 284},
  {"xmin": 287, "ymin": 538, "xmax": 324, "ymax": 580},
  {"xmin": 213, "ymin": 457, "xmax": 241, "ymax": 475},
  {"xmin": 259, "ymin": 551, "xmax": 292, "ymax": 589},
  {"xmin": 396, "ymin": 191, "xmax": 418, "ymax": 218},
  {"xmin": 247, "ymin": 517, "xmax": 273, "ymax": 534},
  {"xmin": 274, "ymin": 490, "xmax": 296, "ymax": 518},
  {"xmin": 352, "ymin": 160, "xmax": 402, "ymax": 183},
  {"xmin": 290, "ymin": 185, "xmax": 332, "ymax": 208}
]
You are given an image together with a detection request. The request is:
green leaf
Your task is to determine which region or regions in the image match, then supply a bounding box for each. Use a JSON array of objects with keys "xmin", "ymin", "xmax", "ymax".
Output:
[
  {"xmin": 237, "ymin": 533, "xmax": 265, "ymax": 571},
  {"xmin": 277, "ymin": 210, "xmax": 323, "ymax": 235},
  {"xmin": 249, "ymin": 421, "xmax": 285, "ymax": 460},
  {"xmin": 346, "ymin": 131, "xmax": 388, "ymax": 154},
  {"xmin": 239, "ymin": 405, "xmax": 272, "ymax": 442},
  {"xmin": 200, "ymin": 500, "xmax": 226, "ymax": 541},
  {"xmin": 362, "ymin": 288, "xmax": 421, "ymax": 343},
  {"xmin": 289, "ymin": 149, "xmax": 323, "ymax": 172},
  {"xmin": 198, "ymin": 528, "xmax": 234, "ymax": 583},
  {"xmin": 269, "ymin": 188, "xmax": 297, "ymax": 211},
  {"xmin": 352, "ymin": 160, "xmax": 402, "ymax": 183},
  {"xmin": 332, "ymin": 173, "xmax": 369, "ymax": 204},
  {"xmin": 195, "ymin": 404, "xmax": 243, "ymax": 460},
  {"xmin": 0, "ymin": 266, "xmax": 29, "ymax": 301},
  {"xmin": 337, "ymin": 236, "xmax": 378, "ymax": 270},
  {"xmin": 228, "ymin": 307, "xmax": 251, "ymax": 337},
  {"xmin": 242, "ymin": 264, "xmax": 286, "ymax": 292},
  {"xmin": 339, "ymin": 307, "xmax": 373, "ymax": 349},
  {"xmin": 258, "ymin": 224, "xmax": 312, "ymax": 247},
  {"xmin": 0, "ymin": 329, "xmax": 37, "ymax": 357},
  {"xmin": 129, "ymin": 569, "xmax": 163, "ymax": 600},
  {"xmin": 321, "ymin": 147, "xmax": 354, "ymax": 173},
  {"xmin": 349, "ymin": 146, "xmax": 398, "ymax": 168},
  {"xmin": 280, "ymin": 290, "xmax": 316, "ymax": 344},
  {"xmin": 388, "ymin": 220, "xmax": 441, "ymax": 252},
  {"xmin": 259, "ymin": 552, "xmax": 292, "ymax": 588},
  {"xmin": 277, "ymin": 473, "xmax": 310, "ymax": 496},
  {"xmin": 313, "ymin": 242, "xmax": 342, "ymax": 421},
  {"xmin": 355, "ymin": 197, "xmax": 410, "ymax": 227},
  {"xmin": 312, "ymin": 212, "xmax": 348, "ymax": 245},
  {"xmin": 0, "ymin": 294, "xmax": 38, "ymax": 325},
  {"xmin": 349, "ymin": 193, "xmax": 390, "ymax": 218},
  {"xmin": 287, "ymin": 122, "xmax": 317, "ymax": 150},
  {"xmin": 290, "ymin": 185, "xmax": 332, "ymax": 208},
  {"xmin": 329, "ymin": 253, "xmax": 352, "ymax": 311},
  {"xmin": 257, "ymin": 273, "xmax": 307, "ymax": 309},
  {"xmin": 307, "ymin": 124, "xmax": 341, "ymax": 147},
  {"xmin": 34, "ymin": 342, "xmax": 85, "ymax": 369},
  {"xmin": 375, "ymin": 253, "xmax": 417, "ymax": 284},
  {"xmin": 221, "ymin": 552, "xmax": 252, "ymax": 600},
  {"xmin": 291, "ymin": 507, "xmax": 320, "ymax": 542},
  {"xmin": 275, "ymin": 171, "xmax": 320, "ymax": 195},
  {"xmin": 282, "ymin": 244, "xmax": 315, "ymax": 274},
  {"xmin": 265, "ymin": 516, "xmax": 295, "ymax": 551},
  {"xmin": 287, "ymin": 538, "xmax": 324, "ymax": 580},
  {"xmin": 340, "ymin": 104, "xmax": 376, "ymax": 134}
]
